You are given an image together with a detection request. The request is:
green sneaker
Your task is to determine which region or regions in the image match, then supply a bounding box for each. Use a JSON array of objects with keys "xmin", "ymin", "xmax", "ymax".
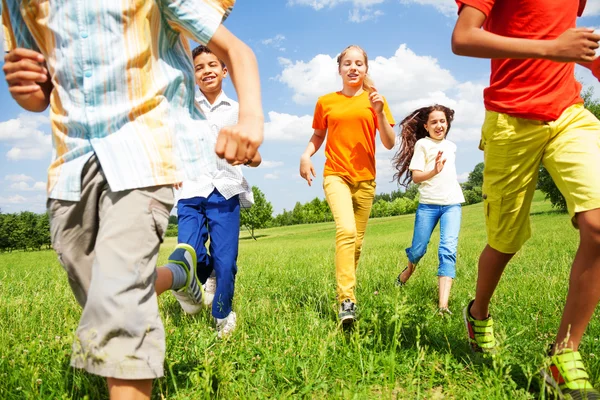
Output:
[
  {"xmin": 463, "ymin": 300, "xmax": 496, "ymax": 353},
  {"xmin": 170, "ymin": 244, "xmax": 203, "ymax": 315},
  {"xmin": 541, "ymin": 348, "xmax": 600, "ymax": 400}
]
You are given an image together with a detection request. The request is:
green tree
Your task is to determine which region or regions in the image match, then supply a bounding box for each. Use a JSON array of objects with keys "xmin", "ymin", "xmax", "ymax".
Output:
[
  {"xmin": 240, "ymin": 186, "xmax": 273, "ymax": 238},
  {"xmin": 538, "ymin": 86, "xmax": 600, "ymax": 211},
  {"xmin": 462, "ymin": 162, "xmax": 484, "ymax": 191}
]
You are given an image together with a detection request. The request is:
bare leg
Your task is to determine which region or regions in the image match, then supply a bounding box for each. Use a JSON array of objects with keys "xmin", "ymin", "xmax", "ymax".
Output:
[
  {"xmin": 155, "ymin": 267, "xmax": 173, "ymax": 297},
  {"xmin": 554, "ymin": 209, "xmax": 600, "ymax": 352},
  {"xmin": 438, "ymin": 276, "xmax": 453, "ymax": 309},
  {"xmin": 108, "ymin": 378, "xmax": 151, "ymax": 400},
  {"xmin": 470, "ymin": 245, "xmax": 515, "ymax": 320},
  {"xmin": 399, "ymin": 260, "xmax": 416, "ymax": 283}
]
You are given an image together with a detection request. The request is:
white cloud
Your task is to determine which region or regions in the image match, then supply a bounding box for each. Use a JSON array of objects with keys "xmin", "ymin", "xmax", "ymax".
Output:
[
  {"xmin": 0, "ymin": 194, "xmax": 27, "ymax": 204},
  {"xmin": 5, "ymin": 174, "xmax": 34, "ymax": 182},
  {"xmin": 583, "ymin": 0, "xmax": 600, "ymax": 16},
  {"xmin": 399, "ymin": 0, "xmax": 456, "ymax": 16},
  {"xmin": 264, "ymin": 111, "xmax": 314, "ymax": 142},
  {"xmin": 260, "ymin": 160, "xmax": 285, "ymax": 168},
  {"xmin": 0, "ymin": 114, "xmax": 52, "ymax": 161},
  {"xmin": 287, "ymin": 0, "xmax": 386, "ymax": 22},
  {"xmin": 276, "ymin": 44, "xmax": 485, "ymax": 143},
  {"xmin": 9, "ymin": 181, "xmax": 46, "ymax": 192},
  {"xmin": 457, "ymin": 172, "xmax": 470, "ymax": 182},
  {"xmin": 262, "ymin": 34, "xmax": 287, "ymax": 52},
  {"xmin": 264, "ymin": 173, "xmax": 280, "ymax": 180}
]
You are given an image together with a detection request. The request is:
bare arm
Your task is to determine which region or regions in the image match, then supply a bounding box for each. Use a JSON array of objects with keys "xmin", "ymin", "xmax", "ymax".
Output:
[
  {"xmin": 577, "ymin": 59, "xmax": 600, "ymax": 80},
  {"xmin": 299, "ymin": 129, "xmax": 326, "ymax": 186},
  {"xmin": 3, "ymin": 48, "xmax": 53, "ymax": 112},
  {"xmin": 451, "ymin": 5, "xmax": 599, "ymax": 62},
  {"xmin": 208, "ymin": 25, "xmax": 264, "ymax": 163},
  {"xmin": 411, "ymin": 151, "xmax": 446, "ymax": 184},
  {"xmin": 376, "ymin": 112, "xmax": 395, "ymax": 150}
]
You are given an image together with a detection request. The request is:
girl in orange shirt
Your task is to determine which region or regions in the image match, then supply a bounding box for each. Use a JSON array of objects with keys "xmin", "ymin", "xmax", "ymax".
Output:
[{"xmin": 299, "ymin": 45, "xmax": 395, "ymax": 324}]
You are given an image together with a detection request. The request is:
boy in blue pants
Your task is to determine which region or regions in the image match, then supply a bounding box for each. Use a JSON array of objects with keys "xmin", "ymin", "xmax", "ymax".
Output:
[
  {"xmin": 2, "ymin": 1, "xmax": 263, "ymax": 398},
  {"xmin": 158, "ymin": 45, "xmax": 261, "ymax": 338}
]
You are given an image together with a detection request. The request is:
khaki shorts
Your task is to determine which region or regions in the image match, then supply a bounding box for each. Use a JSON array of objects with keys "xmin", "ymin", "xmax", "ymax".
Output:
[
  {"xmin": 49, "ymin": 155, "xmax": 173, "ymax": 379},
  {"xmin": 481, "ymin": 104, "xmax": 600, "ymax": 254}
]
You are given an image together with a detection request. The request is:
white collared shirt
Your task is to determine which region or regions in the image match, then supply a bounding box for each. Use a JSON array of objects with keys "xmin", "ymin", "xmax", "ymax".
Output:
[{"xmin": 176, "ymin": 90, "xmax": 254, "ymax": 208}]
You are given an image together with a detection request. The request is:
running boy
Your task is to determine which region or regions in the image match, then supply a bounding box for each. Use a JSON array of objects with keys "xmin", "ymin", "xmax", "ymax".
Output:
[
  {"xmin": 157, "ymin": 44, "xmax": 261, "ymax": 338},
  {"xmin": 2, "ymin": 1, "xmax": 263, "ymax": 398},
  {"xmin": 452, "ymin": 0, "xmax": 600, "ymax": 398}
]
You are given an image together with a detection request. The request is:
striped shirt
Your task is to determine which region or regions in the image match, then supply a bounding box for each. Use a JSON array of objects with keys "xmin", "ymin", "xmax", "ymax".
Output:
[
  {"xmin": 2, "ymin": 0, "xmax": 234, "ymax": 201},
  {"xmin": 177, "ymin": 90, "xmax": 254, "ymax": 208}
]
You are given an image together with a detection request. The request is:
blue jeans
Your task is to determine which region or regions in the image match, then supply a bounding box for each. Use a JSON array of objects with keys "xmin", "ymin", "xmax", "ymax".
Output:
[
  {"xmin": 405, "ymin": 203, "xmax": 462, "ymax": 278},
  {"xmin": 177, "ymin": 189, "xmax": 240, "ymax": 319}
]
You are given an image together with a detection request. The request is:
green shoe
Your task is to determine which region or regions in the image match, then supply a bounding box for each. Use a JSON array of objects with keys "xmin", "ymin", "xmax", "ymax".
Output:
[
  {"xmin": 541, "ymin": 348, "xmax": 600, "ymax": 400},
  {"xmin": 463, "ymin": 300, "xmax": 496, "ymax": 353}
]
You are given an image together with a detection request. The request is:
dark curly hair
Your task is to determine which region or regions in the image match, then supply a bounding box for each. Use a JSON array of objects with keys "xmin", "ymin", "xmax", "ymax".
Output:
[
  {"xmin": 192, "ymin": 45, "xmax": 226, "ymax": 68},
  {"xmin": 392, "ymin": 104, "xmax": 455, "ymax": 188}
]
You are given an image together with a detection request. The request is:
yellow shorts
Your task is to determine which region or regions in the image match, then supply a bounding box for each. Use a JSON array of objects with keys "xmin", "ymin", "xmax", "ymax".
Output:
[{"xmin": 480, "ymin": 104, "xmax": 600, "ymax": 254}]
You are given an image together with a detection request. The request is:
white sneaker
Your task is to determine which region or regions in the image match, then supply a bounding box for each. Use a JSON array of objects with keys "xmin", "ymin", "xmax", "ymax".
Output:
[
  {"xmin": 203, "ymin": 272, "xmax": 216, "ymax": 307},
  {"xmin": 216, "ymin": 311, "xmax": 237, "ymax": 338}
]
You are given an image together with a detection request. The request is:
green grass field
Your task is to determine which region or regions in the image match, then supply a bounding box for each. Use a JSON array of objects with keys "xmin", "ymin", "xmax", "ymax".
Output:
[{"xmin": 1, "ymin": 191, "xmax": 598, "ymax": 399}]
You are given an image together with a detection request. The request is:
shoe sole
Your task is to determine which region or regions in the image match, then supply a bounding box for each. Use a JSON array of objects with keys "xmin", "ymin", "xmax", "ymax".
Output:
[
  {"xmin": 340, "ymin": 315, "xmax": 355, "ymax": 324},
  {"xmin": 539, "ymin": 368, "xmax": 566, "ymax": 400}
]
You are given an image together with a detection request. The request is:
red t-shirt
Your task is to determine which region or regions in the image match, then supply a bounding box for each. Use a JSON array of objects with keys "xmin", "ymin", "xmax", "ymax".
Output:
[{"xmin": 456, "ymin": 0, "xmax": 585, "ymax": 121}]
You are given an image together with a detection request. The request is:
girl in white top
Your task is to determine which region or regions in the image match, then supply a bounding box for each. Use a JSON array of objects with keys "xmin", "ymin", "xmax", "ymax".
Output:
[{"xmin": 392, "ymin": 105, "xmax": 465, "ymax": 315}]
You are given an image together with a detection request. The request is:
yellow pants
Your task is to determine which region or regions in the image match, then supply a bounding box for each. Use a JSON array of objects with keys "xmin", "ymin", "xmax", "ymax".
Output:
[
  {"xmin": 481, "ymin": 104, "xmax": 600, "ymax": 254},
  {"xmin": 323, "ymin": 175, "xmax": 376, "ymax": 303}
]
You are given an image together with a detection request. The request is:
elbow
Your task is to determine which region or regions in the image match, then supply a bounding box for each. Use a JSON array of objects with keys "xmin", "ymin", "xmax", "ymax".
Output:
[{"xmin": 451, "ymin": 31, "xmax": 468, "ymax": 56}]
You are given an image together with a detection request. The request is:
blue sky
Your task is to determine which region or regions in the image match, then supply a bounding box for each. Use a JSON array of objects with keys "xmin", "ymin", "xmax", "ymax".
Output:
[{"xmin": 1, "ymin": 0, "xmax": 600, "ymax": 214}]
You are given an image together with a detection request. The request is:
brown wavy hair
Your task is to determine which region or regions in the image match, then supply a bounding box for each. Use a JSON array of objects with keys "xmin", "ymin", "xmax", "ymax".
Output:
[
  {"xmin": 337, "ymin": 45, "xmax": 375, "ymax": 93},
  {"xmin": 392, "ymin": 105, "xmax": 455, "ymax": 188}
]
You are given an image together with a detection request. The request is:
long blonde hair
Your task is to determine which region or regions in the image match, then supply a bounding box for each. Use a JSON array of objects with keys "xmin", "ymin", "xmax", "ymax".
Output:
[{"xmin": 336, "ymin": 45, "xmax": 375, "ymax": 93}]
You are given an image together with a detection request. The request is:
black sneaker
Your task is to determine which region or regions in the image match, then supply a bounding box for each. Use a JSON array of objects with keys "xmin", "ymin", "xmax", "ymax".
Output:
[{"xmin": 338, "ymin": 299, "xmax": 356, "ymax": 324}]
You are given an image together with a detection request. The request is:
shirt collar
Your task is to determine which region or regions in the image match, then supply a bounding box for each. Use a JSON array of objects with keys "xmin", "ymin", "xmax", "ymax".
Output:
[{"xmin": 195, "ymin": 89, "xmax": 232, "ymax": 108}]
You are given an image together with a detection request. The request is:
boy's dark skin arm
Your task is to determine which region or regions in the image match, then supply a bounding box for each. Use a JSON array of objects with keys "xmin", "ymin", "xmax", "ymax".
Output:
[
  {"xmin": 451, "ymin": 6, "xmax": 600, "ymax": 63},
  {"xmin": 3, "ymin": 48, "xmax": 53, "ymax": 112}
]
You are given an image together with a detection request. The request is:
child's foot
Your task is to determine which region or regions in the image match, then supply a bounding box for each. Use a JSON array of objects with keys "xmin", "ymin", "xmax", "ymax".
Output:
[
  {"xmin": 438, "ymin": 307, "xmax": 452, "ymax": 316},
  {"xmin": 463, "ymin": 300, "xmax": 496, "ymax": 353},
  {"xmin": 170, "ymin": 244, "xmax": 203, "ymax": 315},
  {"xmin": 203, "ymin": 272, "xmax": 216, "ymax": 307},
  {"xmin": 540, "ymin": 348, "xmax": 600, "ymax": 399},
  {"xmin": 338, "ymin": 299, "xmax": 357, "ymax": 324},
  {"xmin": 216, "ymin": 311, "xmax": 237, "ymax": 338},
  {"xmin": 395, "ymin": 263, "xmax": 415, "ymax": 287}
]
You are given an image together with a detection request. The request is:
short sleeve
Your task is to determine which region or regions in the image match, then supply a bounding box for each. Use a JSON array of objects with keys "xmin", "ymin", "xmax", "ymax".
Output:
[
  {"xmin": 160, "ymin": 0, "xmax": 234, "ymax": 45},
  {"xmin": 408, "ymin": 141, "xmax": 426, "ymax": 172},
  {"xmin": 312, "ymin": 99, "xmax": 326, "ymax": 130},
  {"xmin": 2, "ymin": 0, "xmax": 40, "ymax": 53},
  {"xmin": 383, "ymin": 97, "xmax": 395, "ymax": 127},
  {"xmin": 456, "ymin": 0, "xmax": 494, "ymax": 17}
]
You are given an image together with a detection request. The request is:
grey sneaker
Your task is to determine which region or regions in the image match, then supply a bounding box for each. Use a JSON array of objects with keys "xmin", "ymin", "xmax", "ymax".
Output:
[
  {"xmin": 338, "ymin": 299, "xmax": 356, "ymax": 324},
  {"xmin": 216, "ymin": 311, "xmax": 237, "ymax": 338},
  {"xmin": 170, "ymin": 244, "xmax": 203, "ymax": 315},
  {"xmin": 203, "ymin": 271, "xmax": 216, "ymax": 307}
]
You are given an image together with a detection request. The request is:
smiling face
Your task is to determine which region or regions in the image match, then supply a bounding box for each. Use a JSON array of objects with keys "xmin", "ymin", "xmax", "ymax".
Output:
[
  {"xmin": 194, "ymin": 51, "xmax": 227, "ymax": 95},
  {"xmin": 424, "ymin": 110, "xmax": 448, "ymax": 140},
  {"xmin": 338, "ymin": 47, "xmax": 368, "ymax": 89}
]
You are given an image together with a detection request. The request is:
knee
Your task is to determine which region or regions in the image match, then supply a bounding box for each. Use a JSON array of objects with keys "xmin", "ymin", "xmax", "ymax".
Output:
[
  {"xmin": 578, "ymin": 211, "xmax": 600, "ymax": 245},
  {"xmin": 337, "ymin": 225, "xmax": 357, "ymax": 242}
]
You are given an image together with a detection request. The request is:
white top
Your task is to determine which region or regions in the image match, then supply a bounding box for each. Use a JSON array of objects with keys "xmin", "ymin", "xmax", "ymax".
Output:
[
  {"xmin": 408, "ymin": 137, "xmax": 465, "ymax": 205},
  {"xmin": 176, "ymin": 90, "xmax": 254, "ymax": 208}
]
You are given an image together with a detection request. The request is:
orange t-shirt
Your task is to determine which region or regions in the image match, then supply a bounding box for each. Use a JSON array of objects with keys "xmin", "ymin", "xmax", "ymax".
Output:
[
  {"xmin": 312, "ymin": 91, "xmax": 395, "ymax": 182},
  {"xmin": 456, "ymin": 0, "xmax": 584, "ymax": 121}
]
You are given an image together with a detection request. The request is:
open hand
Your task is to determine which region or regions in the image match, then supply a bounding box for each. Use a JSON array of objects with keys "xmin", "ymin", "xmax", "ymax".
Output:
[
  {"xmin": 299, "ymin": 155, "xmax": 316, "ymax": 186},
  {"xmin": 434, "ymin": 151, "xmax": 447, "ymax": 175}
]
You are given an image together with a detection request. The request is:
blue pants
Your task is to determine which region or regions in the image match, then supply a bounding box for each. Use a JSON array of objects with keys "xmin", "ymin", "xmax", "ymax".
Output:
[
  {"xmin": 177, "ymin": 189, "xmax": 240, "ymax": 319},
  {"xmin": 405, "ymin": 203, "xmax": 462, "ymax": 278}
]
